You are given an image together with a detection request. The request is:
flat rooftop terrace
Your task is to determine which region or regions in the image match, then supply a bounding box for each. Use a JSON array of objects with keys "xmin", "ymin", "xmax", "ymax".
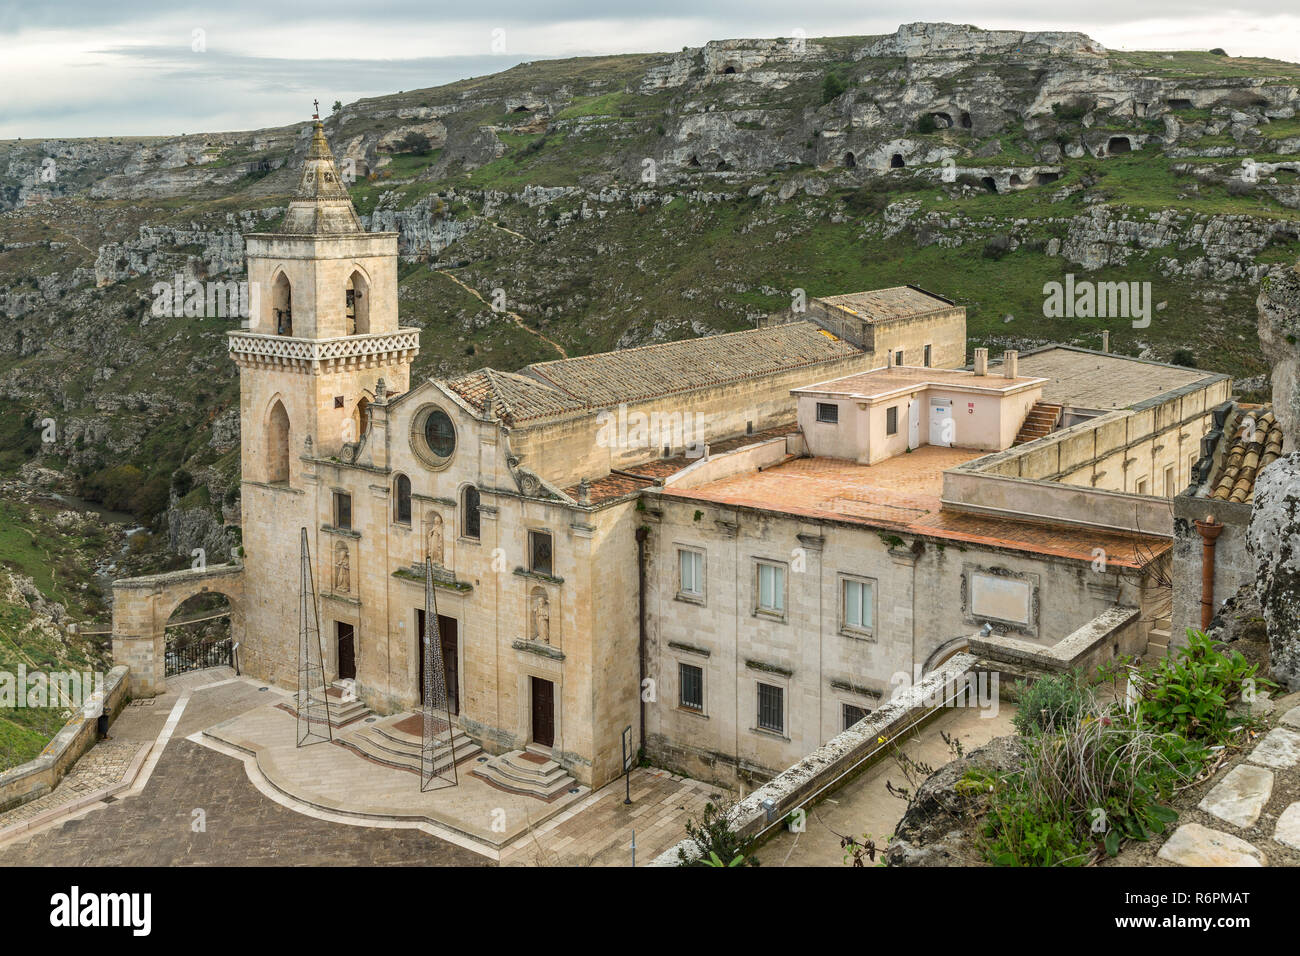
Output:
[
  {"xmin": 996, "ymin": 347, "xmax": 1224, "ymax": 410},
  {"xmin": 795, "ymin": 365, "xmax": 1044, "ymax": 400},
  {"xmin": 659, "ymin": 445, "xmax": 1169, "ymax": 568}
]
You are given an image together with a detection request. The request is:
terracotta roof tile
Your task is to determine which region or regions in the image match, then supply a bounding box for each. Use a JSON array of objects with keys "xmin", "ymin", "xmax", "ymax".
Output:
[{"xmin": 1210, "ymin": 406, "xmax": 1284, "ymax": 503}]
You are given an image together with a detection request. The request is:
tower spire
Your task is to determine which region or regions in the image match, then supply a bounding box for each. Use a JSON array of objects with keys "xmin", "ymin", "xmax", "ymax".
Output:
[{"xmin": 279, "ymin": 114, "xmax": 364, "ymax": 235}]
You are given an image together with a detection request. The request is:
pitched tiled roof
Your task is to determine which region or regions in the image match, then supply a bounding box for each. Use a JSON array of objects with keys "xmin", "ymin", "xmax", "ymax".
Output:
[
  {"xmin": 446, "ymin": 368, "xmax": 586, "ymax": 426},
  {"xmin": 521, "ymin": 321, "xmax": 860, "ymax": 408},
  {"xmin": 1210, "ymin": 407, "xmax": 1284, "ymax": 503}
]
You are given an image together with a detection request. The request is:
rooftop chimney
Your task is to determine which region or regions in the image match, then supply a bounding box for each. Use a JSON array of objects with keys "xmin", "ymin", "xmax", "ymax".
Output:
[
  {"xmin": 973, "ymin": 348, "xmax": 988, "ymax": 376},
  {"xmin": 1101, "ymin": 330, "xmax": 1110, "ymax": 353},
  {"xmin": 1003, "ymin": 349, "xmax": 1019, "ymax": 379},
  {"xmin": 886, "ymin": 349, "xmax": 894, "ymax": 369}
]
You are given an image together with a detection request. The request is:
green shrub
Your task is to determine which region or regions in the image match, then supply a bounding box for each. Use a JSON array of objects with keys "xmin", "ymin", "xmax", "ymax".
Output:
[
  {"xmin": 821, "ymin": 72, "xmax": 848, "ymax": 105},
  {"xmin": 1135, "ymin": 629, "xmax": 1272, "ymax": 745},
  {"xmin": 677, "ymin": 800, "xmax": 760, "ymax": 867},
  {"xmin": 1012, "ymin": 672, "xmax": 1091, "ymax": 736}
]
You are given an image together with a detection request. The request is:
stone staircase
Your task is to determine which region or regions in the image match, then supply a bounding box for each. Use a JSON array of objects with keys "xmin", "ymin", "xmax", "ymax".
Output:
[
  {"xmin": 337, "ymin": 713, "xmax": 481, "ymax": 776},
  {"xmin": 1146, "ymin": 616, "xmax": 1173, "ymax": 659},
  {"xmin": 280, "ymin": 681, "xmax": 371, "ymax": 729},
  {"xmin": 472, "ymin": 744, "xmax": 580, "ymax": 800},
  {"xmin": 1013, "ymin": 402, "xmax": 1063, "ymax": 445}
]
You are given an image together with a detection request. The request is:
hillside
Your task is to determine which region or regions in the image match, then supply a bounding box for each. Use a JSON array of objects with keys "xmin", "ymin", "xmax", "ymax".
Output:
[{"xmin": 2, "ymin": 20, "xmax": 1300, "ymax": 572}]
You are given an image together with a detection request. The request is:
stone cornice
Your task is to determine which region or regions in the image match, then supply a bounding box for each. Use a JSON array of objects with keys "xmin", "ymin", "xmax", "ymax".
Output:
[{"xmin": 227, "ymin": 328, "xmax": 419, "ymax": 373}]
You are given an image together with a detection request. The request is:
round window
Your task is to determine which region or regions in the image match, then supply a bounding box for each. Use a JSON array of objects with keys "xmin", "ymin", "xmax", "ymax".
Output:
[{"xmin": 413, "ymin": 405, "xmax": 456, "ymax": 467}]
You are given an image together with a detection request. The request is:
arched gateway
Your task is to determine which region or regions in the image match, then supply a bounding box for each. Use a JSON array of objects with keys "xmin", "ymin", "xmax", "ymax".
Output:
[{"xmin": 111, "ymin": 563, "xmax": 245, "ymax": 697}]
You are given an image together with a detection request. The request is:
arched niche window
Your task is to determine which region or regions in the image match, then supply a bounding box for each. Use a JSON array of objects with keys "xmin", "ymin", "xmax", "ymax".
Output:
[
  {"xmin": 462, "ymin": 486, "xmax": 481, "ymax": 540},
  {"xmin": 267, "ymin": 400, "xmax": 290, "ymax": 484},
  {"xmin": 394, "ymin": 473, "xmax": 411, "ymax": 524},
  {"xmin": 272, "ymin": 272, "xmax": 292, "ymax": 336},
  {"xmin": 352, "ymin": 396, "xmax": 371, "ymax": 441},
  {"xmin": 345, "ymin": 270, "xmax": 370, "ymax": 335}
]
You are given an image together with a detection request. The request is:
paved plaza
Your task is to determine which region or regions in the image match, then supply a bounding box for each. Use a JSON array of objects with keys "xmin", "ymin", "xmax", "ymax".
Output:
[{"xmin": 0, "ymin": 668, "xmax": 726, "ymax": 866}]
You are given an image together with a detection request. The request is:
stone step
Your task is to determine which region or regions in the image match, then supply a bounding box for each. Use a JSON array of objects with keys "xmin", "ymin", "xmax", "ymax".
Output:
[
  {"xmin": 340, "ymin": 725, "xmax": 481, "ymax": 774},
  {"xmin": 472, "ymin": 749, "xmax": 578, "ymax": 799}
]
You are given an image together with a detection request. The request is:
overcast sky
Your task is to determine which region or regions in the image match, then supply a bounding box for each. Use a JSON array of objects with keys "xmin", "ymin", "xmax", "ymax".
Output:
[{"xmin": 2, "ymin": 1, "xmax": 1299, "ymax": 139}]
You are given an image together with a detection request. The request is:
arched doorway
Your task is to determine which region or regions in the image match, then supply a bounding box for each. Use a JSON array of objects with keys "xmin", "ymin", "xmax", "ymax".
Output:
[
  {"xmin": 267, "ymin": 400, "xmax": 291, "ymax": 483},
  {"xmin": 164, "ymin": 592, "xmax": 233, "ymax": 676},
  {"xmin": 272, "ymin": 272, "xmax": 293, "ymax": 336},
  {"xmin": 352, "ymin": 396, "xmax": 371, "ymax": 441}
]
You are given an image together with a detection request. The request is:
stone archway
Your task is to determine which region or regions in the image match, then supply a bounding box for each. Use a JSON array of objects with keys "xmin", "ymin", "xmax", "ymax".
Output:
[{"xmin": 111, "ymin": 563, "xmax": 245, "ymax": 697}]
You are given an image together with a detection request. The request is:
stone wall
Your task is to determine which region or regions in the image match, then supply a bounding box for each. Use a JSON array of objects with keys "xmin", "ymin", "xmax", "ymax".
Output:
[{"xmin": 0, "ymin": 665, "xmax": 129, "ymax": 812}]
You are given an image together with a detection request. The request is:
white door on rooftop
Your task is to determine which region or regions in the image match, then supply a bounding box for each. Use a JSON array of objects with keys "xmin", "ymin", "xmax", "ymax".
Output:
[
  {"xmin": 908, "ymin": 399, "xmax": 919, "ymax": 449},
  {"xmin": 930, "ymin": 400, "xmax": 952, "ymax": 447}
]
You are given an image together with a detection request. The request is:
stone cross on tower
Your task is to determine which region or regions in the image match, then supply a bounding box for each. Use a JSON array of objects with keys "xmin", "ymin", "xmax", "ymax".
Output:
[{"xmin": 312, "ymin": 99, "xmax": 320, "ymax": 120}]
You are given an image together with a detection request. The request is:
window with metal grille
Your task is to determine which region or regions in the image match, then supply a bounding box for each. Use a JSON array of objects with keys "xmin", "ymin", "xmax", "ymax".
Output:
[
  {"xmin": 679, "ymin": 549, "xmax": 703, "ymax": 596},
  {"xmin": 679, "ymin": 663, "xmax": 704, "ymax": 711},
  {"xmin": 529, "ymin": 530, "xmax": 553, "ymax": 576},
  {"xmin": 333, "ymin": 492, "xmax": 352, "ymax": 530},
  {"xmin": 886, "ymin": 406, "xmax": 898, "ymax": 435},
  {"xmin": 816, "ymin": 402, "xmax": 839, "ymax": 424},
  {"xmin": 842, "ymin": 702, "xmax": 870, "ymax": 731},
  {"xmin": 757, "ymin": 682, "xmax": 784, "ymax": 733}
]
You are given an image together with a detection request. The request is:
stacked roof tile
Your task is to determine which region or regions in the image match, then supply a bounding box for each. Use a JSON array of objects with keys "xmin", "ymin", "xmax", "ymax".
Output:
[{"xmin": 1210, "ymin": 407, "xmax": 1285, "ymax": 503}]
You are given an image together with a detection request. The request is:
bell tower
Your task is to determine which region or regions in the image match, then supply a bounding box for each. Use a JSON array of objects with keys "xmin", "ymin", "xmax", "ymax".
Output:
[{"xmin": 229, "ymin": 117, "xmax": 418, "ymax": 486}]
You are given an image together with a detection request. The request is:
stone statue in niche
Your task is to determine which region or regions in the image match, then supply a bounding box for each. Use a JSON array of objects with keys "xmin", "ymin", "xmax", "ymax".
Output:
[
  {"xmin": 531, "ymin": 588, "xmax": 550, "ymax": 644},
  {"xmin": 426, "ymin": 512, "xmax": 444, "ymax": 566},
  {"xmin": 333, "ymin": 541, "xmax": 350, "ymax": 593}
]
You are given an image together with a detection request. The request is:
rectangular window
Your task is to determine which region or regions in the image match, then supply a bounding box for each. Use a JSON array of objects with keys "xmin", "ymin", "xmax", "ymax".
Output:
[
  {"xmin": 886, "ymin": 406, "xmax": 898, "ymax": 436},
  {"xmin": 679, "ymin": 548, "xmax": 703, "ymax": 597},
  {"xmin": 679, "ymin": 663, "xmax": 704, "ymax": 712},
  {"xmin": 528, "ymin": 530, "xmax": 553, "ymax": 576},
  {"xmin": 815, "ymin": 402, "xmax": 839, "ymax": 424},
  {"xmin": 333, "ymin": 492, "xmax": 352, "ymax": 530},
  {"xmin": 1135, "ymin": 477, "xmax": 1149, "ymax": 496},
  {"xmin": 923, "ymin": 344, "xmax": 932, "ymax": 367},
  {"xmin": 842, "ymin": 703, "xmax": 870, "ymax": 731},
  {"xmin": 842, "ymin": 578, "xmax": 874, "ymax": 634},
  {"xmin": 757, "ymin": 561, "xmax": 785, "ymax": 613},
  {"xmin": 1164, "ymin": 465, "xmax": 1176, "ymax": 497},
  {"xmin": 894, "ymin": 349, "xmax": 904, "ymax": 367},
  {"xmin": 757, "ymin": 682, "xmax": 784, "ymax": 733}
]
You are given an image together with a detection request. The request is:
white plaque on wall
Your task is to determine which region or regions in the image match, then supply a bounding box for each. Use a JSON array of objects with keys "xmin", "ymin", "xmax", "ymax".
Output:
[{"xmin": 970, "ymin": 572, "xmax": 1032, "ymax": 625}]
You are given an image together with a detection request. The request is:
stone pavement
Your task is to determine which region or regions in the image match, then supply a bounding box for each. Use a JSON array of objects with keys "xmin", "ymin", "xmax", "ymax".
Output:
[
  {"xmin": 0, "ymin": 667, "xmax": 724, "ymax": 866},
  {"xmin": 1156, "ymin": 695, "xmax": 1300, "ymax": 867}
]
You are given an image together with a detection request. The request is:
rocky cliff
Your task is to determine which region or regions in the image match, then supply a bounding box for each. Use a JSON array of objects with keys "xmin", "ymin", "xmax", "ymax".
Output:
[{"xmin": 2, "ymin": 21, "xmax": 1300, "ymax": 552}]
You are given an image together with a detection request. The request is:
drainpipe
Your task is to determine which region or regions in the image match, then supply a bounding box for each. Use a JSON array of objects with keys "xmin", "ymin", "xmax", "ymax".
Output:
[
  {"xmin": 635, "ymin": 525, "xmax": 648, "ymax": 753},
  {"xmin": 1193, "ymin": 515, "xmax": 1224, "ymax": 631}
]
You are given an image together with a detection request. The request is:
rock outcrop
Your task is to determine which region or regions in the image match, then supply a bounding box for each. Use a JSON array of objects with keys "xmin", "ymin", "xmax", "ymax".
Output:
[
  {"xmin": 1258, "ymin": 266, "xmax": 1300, "ymax": 452},
  {"xmin": 1247, "ymin": 455, "xmax": 1300, "ymax": 690}
]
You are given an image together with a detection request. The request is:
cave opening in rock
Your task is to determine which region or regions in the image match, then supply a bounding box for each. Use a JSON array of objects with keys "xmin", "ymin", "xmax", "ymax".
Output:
[
  {"xmin": 981, "ymin": 176, "xmax": 998, "ymax": 194},
  {"xmin": 688, "ymin": 155, "xmax": 701, "ymax": 168},
  {"xmin": 1008, "ymin": 174, "xmax": 1023, "ymax": 187},
  {"xmin": 844, "ymin": 151, "xmax": 856, "ymax": 168},
  {"xmin": 1166, "ymin": 98, "xmax": 1194, "ymax": 111},
  {"xmin": 722, "ymin": 65, "xmax": 737, "ymax": 75},
  {"xmin": 960, "ymin": 111, "xmax": 972, "ymax": 129},
  {"xmin": 715, "ymin": 158, "xmax": 728, "ymax": 171},
  {"xmin": 512, "ymin": 105, "xmax": 531, "ymax": 113},
  {"xmin": 1107, "ymin": 136, "xmax": 1132, "ymax": 154},
  {"xmin": 1034, "ymin": 171, "xmax": 1060, "ymax": 185},
  {"xmin": 890, "ymin": 154, "xmax": 905, "ymax": 168},
  {"xmin": 931, "ymin": 112, "xmax": 953, "ymax": 129}
]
